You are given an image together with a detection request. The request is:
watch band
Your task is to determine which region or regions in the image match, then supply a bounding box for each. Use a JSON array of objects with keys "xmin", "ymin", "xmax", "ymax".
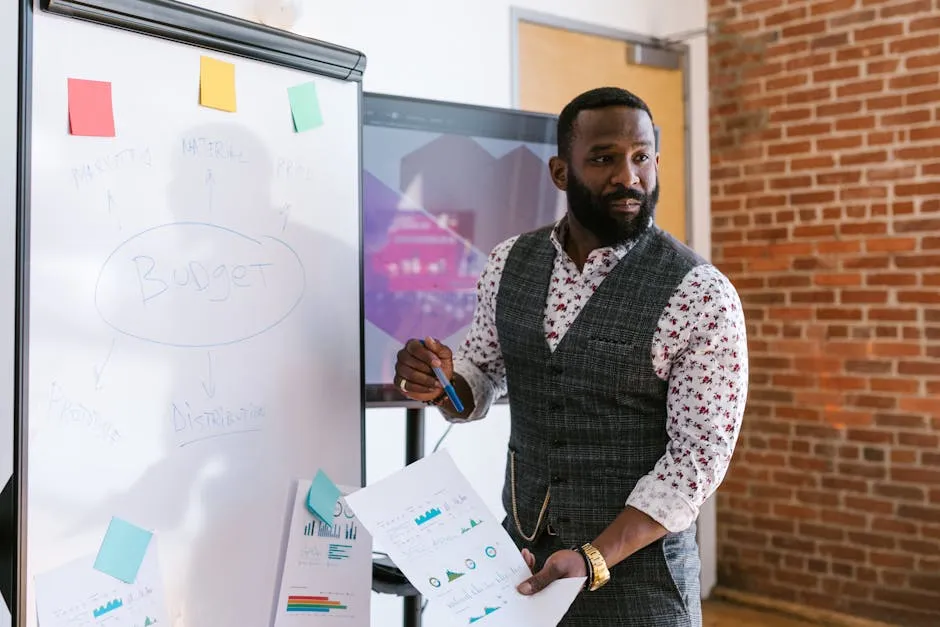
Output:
[
  {"xmin": 578, "ymin": 543, "xmax": 611, "ymax": 591},
  {"xmin": 573, "ymin": 546, "xmax": 594, "ymax": 590}
]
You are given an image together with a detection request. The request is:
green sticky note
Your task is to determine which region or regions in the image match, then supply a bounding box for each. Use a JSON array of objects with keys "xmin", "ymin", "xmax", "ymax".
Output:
[
  {"xmin": 307, "ymin": 469, "xmax": 341, "ymax": 525},
  {"xmin": 93, "ymin": 517, "xmax": 153, "ymax": 583},
  {"xmin": 287, "ymin": 82, "xmax": 323, "ymax": 132}
]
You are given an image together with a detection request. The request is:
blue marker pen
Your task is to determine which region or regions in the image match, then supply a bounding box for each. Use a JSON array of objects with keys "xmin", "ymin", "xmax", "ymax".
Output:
[{"xmin": 421, "ymin": 340, "xmax": 464, "ymax": 412}]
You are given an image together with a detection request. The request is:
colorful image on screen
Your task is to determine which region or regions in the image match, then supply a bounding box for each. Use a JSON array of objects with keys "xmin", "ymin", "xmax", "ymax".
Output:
[{"xmin": 362, "ymin": 94, "xmax": 565, "ymax": 399}]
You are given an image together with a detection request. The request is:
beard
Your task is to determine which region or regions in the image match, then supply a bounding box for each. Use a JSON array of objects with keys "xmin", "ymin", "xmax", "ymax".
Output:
[{"xmin": 566, "ymin": 169, "xmax": 658, "ymax": 247}]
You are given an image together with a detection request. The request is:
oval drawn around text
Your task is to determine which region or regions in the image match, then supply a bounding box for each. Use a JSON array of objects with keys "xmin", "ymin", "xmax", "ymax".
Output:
[{"xmin": 94, "ymin": 222, "xmax": 306, "ymax": 348}]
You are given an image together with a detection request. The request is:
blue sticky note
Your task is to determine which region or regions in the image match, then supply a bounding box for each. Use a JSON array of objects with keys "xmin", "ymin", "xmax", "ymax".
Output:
[
  {"xmin": 93, "ymin": 517, "xmax": 153, "ymax": 584},
  {"xmin": 307, "ymin": 469, "xmax": 341, "ymax": 525}
]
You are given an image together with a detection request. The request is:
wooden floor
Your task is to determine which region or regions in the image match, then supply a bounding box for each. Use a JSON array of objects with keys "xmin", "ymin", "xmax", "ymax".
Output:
[{"xmin": 703, "ymin": 600, "xmax": 817, "ymax": 627}]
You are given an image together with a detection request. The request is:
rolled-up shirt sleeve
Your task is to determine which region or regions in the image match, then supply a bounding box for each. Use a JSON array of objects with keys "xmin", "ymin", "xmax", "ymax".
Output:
[
  {"xmin": 445, "ymin": 236, "xmax": 518, "ymax": 422},
  {"xmin": 626, "ymin": 264, "xmax": 749, "ymax": 532}
]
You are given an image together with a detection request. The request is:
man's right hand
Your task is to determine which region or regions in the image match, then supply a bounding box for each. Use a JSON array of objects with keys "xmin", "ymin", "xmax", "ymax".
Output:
[{"xmin": 394, "ymin": 336, "xmax": 454, "ymax": 402}]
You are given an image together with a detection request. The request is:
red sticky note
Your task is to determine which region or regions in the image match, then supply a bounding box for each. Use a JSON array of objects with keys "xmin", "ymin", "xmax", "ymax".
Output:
[{"xmin": 67, "ymin": 78, "xmax": 115, "ymax": 137}]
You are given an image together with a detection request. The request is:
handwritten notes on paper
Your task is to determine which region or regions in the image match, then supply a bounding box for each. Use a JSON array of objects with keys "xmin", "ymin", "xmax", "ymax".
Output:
[
  {"xmin": 93, "ymin": 517, "xmax": 153, "ymax": 583},
  {"xmin": 307, "ymin": 469, "xmax": 341, "ymax": 524},
  {"xmin": 345, "ymin": 451, "xmax": 584, "ymax": 627},
  {"xmin": 199, "ymin": 55, "xmax": 237, "ymax": 112},
  {"xmin": 67, "ymin": 78, "xmax": 116, "ymax": 137},
  {"xmin": 35, "ymin": 538, "xmax": 169, "ymax": 627},
  {"xmin": 274, "ymin": 481, "xmax": 372, "ymax": 626},
  {"xmin": 287, "ymin": 82, "xmax": 323, "ymax": 132}
]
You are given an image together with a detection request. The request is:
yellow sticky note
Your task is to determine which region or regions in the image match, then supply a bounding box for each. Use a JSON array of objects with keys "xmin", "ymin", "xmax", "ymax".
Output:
[{"xmin": 199, "ymin": 56, "xmax": 236, "ymax": 113}]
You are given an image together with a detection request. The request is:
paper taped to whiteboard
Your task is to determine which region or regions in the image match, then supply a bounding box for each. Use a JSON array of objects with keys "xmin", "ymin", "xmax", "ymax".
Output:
[
  {"xmin": 36, "ymin": 537, "xmax": 170, "ymax": 627},
  {"xmin": 274, "ymin": 480, "xmax": 371, "ymax": 626}
]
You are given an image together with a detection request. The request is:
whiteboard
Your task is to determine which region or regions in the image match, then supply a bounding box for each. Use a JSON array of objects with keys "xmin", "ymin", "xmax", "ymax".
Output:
[{"xmin": 24, "ymin": 1, "xmax": 366, "ymax": 626}]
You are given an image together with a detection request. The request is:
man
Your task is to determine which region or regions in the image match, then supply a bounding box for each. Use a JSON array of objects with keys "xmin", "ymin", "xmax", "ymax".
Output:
[{"xmin": 394, "ymin": 87, "xmax": 748, "ymax": 626}]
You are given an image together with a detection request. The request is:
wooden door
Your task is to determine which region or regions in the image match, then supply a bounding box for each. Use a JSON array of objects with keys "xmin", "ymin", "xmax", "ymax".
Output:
[{"xmin": 517, "ymin": 21, "xmax": 689, "ymax": 243}]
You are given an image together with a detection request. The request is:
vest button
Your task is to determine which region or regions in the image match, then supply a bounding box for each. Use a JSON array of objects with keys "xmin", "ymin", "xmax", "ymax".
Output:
[
  {"xmin": 552, "ymin": 439, "xmax": 565, "ymax": 448},
  {"xmin": 551, "ymin": 475, "xmax": 566, "ymax": 484},
  {"xmin": 550, "ymin": 365, "xmax": 563, "ymax": 374}
]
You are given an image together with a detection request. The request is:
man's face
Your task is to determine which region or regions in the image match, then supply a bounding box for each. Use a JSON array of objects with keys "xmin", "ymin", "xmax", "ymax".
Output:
[{"xmin": 551, "ymin": 106, "xmax": 660, "ymax": 247}]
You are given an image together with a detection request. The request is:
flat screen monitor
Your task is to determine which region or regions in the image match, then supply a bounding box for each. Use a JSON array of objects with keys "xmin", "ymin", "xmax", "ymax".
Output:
[{"xmin": 362, "ymin": 93, "xmax": 565, "ymax": 405}]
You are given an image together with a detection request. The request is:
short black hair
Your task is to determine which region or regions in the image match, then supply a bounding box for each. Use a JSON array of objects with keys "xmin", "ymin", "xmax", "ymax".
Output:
[{"xmin": 556, "ymin": 87, "xmax": 654, "ymax": 159}]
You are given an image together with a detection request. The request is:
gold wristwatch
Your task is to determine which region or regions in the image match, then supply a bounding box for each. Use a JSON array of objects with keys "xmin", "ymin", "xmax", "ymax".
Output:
[{"xmin": 578, "ymin": 543, "xmax": 611, "ymax": 591}]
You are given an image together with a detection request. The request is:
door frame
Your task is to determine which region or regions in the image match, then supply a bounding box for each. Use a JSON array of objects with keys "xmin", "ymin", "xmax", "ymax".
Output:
[
  {"xmin": 509, "ymin": 8, "xmax": 717, "ymax": 600},
  {"xmin": 509, "ymin": 7, "xmax": 695, "ymax": 251}
]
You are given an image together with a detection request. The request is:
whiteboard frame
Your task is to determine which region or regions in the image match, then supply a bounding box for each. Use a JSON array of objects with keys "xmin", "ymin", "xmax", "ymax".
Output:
[{"xmin": 15, "ymin": 0, "xmax": 368, "ymax": 623}]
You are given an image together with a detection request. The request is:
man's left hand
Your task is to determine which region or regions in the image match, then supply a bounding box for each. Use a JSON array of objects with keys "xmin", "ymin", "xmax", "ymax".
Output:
[{"xmin": 516, "ymin": 548, "xmax": 587, "ymax": 595}]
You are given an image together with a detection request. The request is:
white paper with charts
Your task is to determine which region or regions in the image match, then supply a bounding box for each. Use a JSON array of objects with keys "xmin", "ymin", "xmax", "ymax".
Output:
[
  {"xmin": 344, "ymin": 450, "xmax": 583, "ymax": 627},
  {"xmin": 34, "ymin": 538, "xmax": 169, "ymax": 627},
  {"xmin": 273, "ymin": 482, "xmax": 372, "ymax": 626}
]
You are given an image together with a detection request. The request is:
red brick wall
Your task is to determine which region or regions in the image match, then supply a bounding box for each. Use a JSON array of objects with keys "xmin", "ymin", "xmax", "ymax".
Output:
[{"xmin": 708, "ymin": 1, "xmax": 940, "ymax": 625}]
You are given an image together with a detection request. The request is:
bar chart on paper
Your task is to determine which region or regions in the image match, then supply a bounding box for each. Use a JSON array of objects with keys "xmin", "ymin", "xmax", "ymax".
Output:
[
  {"xmin": 274, "ymin": 482, "xmax": 371, "ymax": 626},
  {"xmin": 285, "ymin": 594, "xmax": 350, "ymax": 614},
  {"xmin": 303, "ymin": 519, "xmax": 360, "ymax": 541}
]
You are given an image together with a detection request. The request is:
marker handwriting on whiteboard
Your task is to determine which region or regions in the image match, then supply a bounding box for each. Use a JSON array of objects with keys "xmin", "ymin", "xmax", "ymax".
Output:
[
  {"xmin": 205, "ymin": 169, "xmax": 215, "ymax": 213},
  {"xmin": 181, "ymin": 137, "xmax": 249, "ymax": 163},
  {"xmin": 132, "ymin": 256, "xmax": 273, "ymax": 304},
  {"xmin": 71, "ymin": 147, "xmax": 152, "ymax": 189},
  {"xmin": 47, "ymin": 382, "xmax": 121, "ymax": 443},
  {"xmin": 201, "ymin": 351, "xmax": 216, "ymax": 399},
  {"xmin": 93, "ymin": 339, "xmax": 116, "ymax": 391},
  {"xmin": 95, "ymin": 222, "xmax": 306, "ymax": 348},
  {"xmin": 172, "ymin": 400, "xmax": 264, "ymax": 447},
  {"xmin": 275, "ymin": 158, "xmax": 315, "ymax": 181},
  {"xmin": 279, "ymin": 203, "xmax": 291, "ymax": 232},
  {"xmin": 106, "ymin": 190, "xmax": 121, "ymax": 230}
]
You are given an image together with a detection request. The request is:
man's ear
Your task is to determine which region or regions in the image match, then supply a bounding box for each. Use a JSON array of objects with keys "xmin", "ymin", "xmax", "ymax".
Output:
[{"xmin": 549, "ymin": 156, "xmax": 568, "ymax": 192}]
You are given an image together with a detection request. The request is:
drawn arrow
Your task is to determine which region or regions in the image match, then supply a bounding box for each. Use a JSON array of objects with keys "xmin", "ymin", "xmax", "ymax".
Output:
[
  {"xmin": 93, "ymin": 339, "xmax": 116, "ymax": 391},
  {"xmin": 206, "ymin": 169, "xmax": 215, "ymax": 214},
  {"xmin": 201, "ymin": 351, "xmax": 216, "ymax": 398},
  {"xmin": 279, "ymin": 202, "xmax": 292, "ymax": 232},
  {"xmin": 106, "ymin": 190, "xmax": 121, "ymax": 229}
]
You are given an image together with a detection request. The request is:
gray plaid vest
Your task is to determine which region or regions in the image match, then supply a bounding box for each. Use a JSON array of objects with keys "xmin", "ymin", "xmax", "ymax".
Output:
[{"xmin": 495, "ymin": 224, "xmax": 706, "ymax": 626}]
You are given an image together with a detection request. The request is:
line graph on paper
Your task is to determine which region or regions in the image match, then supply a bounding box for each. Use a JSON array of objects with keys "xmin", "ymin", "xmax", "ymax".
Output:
[
  {"xmin": 378, "ymin": 488, "xmax": 490, "ymax": 560},
  {"xmin": 37, "ymin": 563, "xmax": 167, "ymax": 627}
]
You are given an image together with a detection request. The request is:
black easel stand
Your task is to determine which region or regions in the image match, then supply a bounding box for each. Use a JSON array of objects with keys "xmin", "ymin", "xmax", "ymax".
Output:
[{"xmin": 403, "ymin": 407, "xmax": 425, "ymax": 627}]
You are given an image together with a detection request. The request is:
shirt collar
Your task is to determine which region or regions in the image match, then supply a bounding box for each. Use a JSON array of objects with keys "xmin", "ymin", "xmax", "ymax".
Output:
[{"xmin": 548, "ymin": 215, "xmax": 647, "ymax": 263}]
